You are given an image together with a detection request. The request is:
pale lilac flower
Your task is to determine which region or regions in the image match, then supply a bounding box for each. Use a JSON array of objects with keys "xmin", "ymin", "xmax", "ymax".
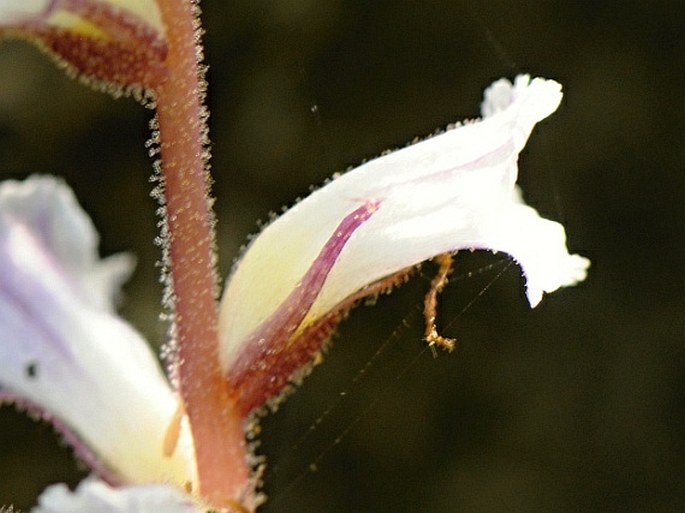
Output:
[{"xmin": 0, "ymin": 177, "xmax": 198, "ymax": 506}]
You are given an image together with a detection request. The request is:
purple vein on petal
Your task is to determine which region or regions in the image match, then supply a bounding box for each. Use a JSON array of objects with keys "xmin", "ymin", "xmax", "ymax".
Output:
[
  {"xmin": 0, "ymin": 234, "xmax": 75, "ymax": 362},
  {"xmin": 226, "ymin": 201, "xmax": 381, "ymax": 415},
  {"xmin": 379, "ymin": 137, "xmax": 515, "ymax": 193},
  {"xmin": 0, "ymin": 282, "xmax": 73, "ymax": 362}
]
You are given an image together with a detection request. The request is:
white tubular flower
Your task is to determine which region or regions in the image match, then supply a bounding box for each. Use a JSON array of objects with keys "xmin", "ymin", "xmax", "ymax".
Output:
[
  {"xmin": 218, "ymin": 75, "xmax": 590, "ymax": 414},
  {"xmin": 0, "ymin": 177, "xmax": 196, "ymax": 488},
  {"xmin": 33, "ymin": 478, "xmax": 204, "ymax": 513}
]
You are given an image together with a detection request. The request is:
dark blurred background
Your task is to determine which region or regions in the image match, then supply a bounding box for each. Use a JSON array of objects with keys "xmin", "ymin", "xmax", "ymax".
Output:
[{"xmin": 1, "ymin": 1, "xmax": 684, "ymax": 512}]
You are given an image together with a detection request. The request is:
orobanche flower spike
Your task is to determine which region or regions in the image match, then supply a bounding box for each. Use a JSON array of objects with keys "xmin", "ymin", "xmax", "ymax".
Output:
[{"xmin": 0, "ymin": 0, "xmax": 589, "ymax": 511}]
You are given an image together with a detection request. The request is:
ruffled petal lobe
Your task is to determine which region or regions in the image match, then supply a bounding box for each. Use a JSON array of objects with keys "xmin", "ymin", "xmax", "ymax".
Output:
[
  {"xmin": 219, "ymin": 75, "xmax": 590, "ymax": 414},
  {"xmin": 32, "ymin": 478, "xmax": 205, "ymax": 513},
  {"xmin": 0, "ymin": 176, "xmax": 195, "ymax": 487}
]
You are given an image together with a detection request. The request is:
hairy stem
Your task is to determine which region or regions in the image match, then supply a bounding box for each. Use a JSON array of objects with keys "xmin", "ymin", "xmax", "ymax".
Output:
[{"xmin": 153, "ymin": 0, "xmax": 252, "ymax": 509}]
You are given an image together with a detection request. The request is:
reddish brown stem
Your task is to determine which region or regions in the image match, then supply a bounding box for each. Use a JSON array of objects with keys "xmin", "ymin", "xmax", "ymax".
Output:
[{"xmin": 153, "ymin": 0, "xmax": 252, "ymax": 509}]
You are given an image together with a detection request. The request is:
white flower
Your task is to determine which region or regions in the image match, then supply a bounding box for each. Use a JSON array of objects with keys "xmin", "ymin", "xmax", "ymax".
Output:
[
  {"xmin": 218, "ymin": 75, "xmax": 590, "ymax": 413},
  {"xmin": 0, "ymin": 177, "xmax": 196, "ymax": 489}
]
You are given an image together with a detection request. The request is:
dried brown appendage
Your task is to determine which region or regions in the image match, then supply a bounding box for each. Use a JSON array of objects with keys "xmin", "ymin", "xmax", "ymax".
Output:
[{"xmin": 423, "ymin": 253, "xmax": 457, "ymax": 352}]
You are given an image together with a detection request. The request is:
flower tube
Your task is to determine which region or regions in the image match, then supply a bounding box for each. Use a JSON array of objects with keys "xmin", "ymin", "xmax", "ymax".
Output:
[{"xmin": 219, "ymin": 75, "xmax": 590, "ymax": 415}]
